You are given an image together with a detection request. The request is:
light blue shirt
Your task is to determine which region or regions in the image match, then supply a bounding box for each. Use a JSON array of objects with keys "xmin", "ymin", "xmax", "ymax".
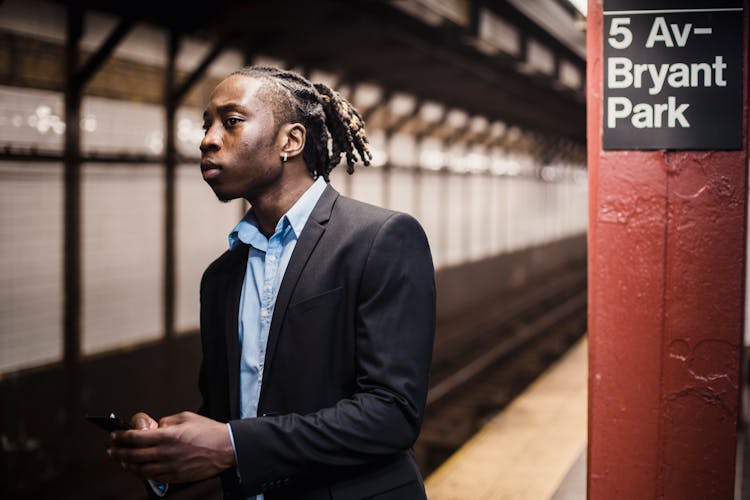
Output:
[{"xmin": 227, "ymin": 177, "xmax": 327, "ymax": 498}]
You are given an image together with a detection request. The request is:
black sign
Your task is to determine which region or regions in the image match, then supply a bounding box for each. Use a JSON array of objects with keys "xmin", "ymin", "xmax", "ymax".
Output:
[{"xmin": 603, "ymin": 0, "xmax": 744, "ymax": 150}]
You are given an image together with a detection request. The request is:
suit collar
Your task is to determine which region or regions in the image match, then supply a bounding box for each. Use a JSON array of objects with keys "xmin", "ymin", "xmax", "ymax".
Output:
[
  {"xmin": 228, "ymin": 177, "xmax": 327, "ymax": 250},
  {"xmin": 224, "ymin": 244, "xmax": 249, "ymax": 420},
  {"xmin": 308, "ymin": 182, "xmax": 337, "ymax": 225}
]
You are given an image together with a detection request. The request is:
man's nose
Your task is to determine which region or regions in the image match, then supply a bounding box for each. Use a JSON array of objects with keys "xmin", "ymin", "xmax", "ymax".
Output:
[{"xmin": 200, "ymin": 125, "xmax": 220, "ymax": 152}]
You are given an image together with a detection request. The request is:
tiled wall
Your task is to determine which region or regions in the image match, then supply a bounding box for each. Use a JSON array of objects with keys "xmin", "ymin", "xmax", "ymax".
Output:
[
  {"xmin": 0, "ymin": 164, "xmax": 64, "ymax": 372},
  {"xmin": 0, "ymin": 89, "xmax": 587, "ymax": 374}
]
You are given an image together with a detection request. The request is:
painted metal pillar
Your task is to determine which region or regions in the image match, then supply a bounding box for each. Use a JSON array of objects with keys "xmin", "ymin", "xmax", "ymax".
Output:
[
  {"xmin": 164, "ymin": 30, "xmax": 178, "ymax": 341},
  {"xmin": 587, "ymin": 1, "xmax": 749, "ymax": 499},
  {"xmin": 63, "ymin": 1, "xmax": 83, "ymax": 434}
]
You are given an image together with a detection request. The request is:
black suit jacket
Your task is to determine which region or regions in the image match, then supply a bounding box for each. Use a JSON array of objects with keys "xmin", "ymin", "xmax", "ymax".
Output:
[{"xmin": 198, "ymin": 185, "xmax": 435, "ymax": 499}]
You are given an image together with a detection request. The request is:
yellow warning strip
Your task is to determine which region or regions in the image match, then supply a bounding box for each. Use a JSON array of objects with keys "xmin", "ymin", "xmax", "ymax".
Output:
[{"xmin": 425, "ymin": 337, "xmax": 588, "ymax": 500}]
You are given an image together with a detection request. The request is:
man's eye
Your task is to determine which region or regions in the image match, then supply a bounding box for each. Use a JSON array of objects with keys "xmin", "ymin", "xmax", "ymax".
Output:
[{"xmin": 225, "ymin": 118, "xmax": 240, "ymax": 127}]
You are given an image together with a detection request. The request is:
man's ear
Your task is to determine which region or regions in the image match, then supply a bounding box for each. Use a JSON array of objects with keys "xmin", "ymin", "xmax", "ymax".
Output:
[{"xmin": 280, "ymin": 123, "xmax": 306, "ymax": 160}]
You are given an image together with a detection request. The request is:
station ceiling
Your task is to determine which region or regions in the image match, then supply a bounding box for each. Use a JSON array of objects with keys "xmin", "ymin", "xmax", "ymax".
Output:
[{"xmin": 61, "ymin": 0, "xmax": 587, "ymax": 144}]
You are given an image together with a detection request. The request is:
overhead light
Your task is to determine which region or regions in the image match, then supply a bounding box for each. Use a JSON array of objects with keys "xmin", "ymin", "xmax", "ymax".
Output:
[
  {"xmin": 419, "ymin": 101, "xmax": 444, "ymax": 123},
  {"xmin": 420, "ymin": 148, "xmax": 444, "ymax": 170},
  {"xmin": 489, "ymin": 121, "xmax": 507, "ymax": 138},
  {"xmin": 567, "ymin": 0, "xmax": 587, "ymax": 17},
  {"xmin": 307, "ymin": 69, "xmax": 339, "ymax": 89},
  {"xmin": 389, "ymin": 92, "xmax": 417, "ymax": 117},
  {"xmin": 445, "ymin": 109, "xmax": 468, "ymax": 129},
  {"xmin": 352, "ymin": 83, "xmax": 382, "ymax": 109},
  {"xmin": 81, "ymin": 114, "xmax": 97, "ymax": 133},
  {"xmin": 147, "ymin": 132, "xmax": 164, "ymax": 154},
  {"xmin": 369, "ymin": 148, "xmax": 388, "ymax": 168},
  {"xmin": 469, "ymin": 116, "xmax": 489, "ymax": 134}
]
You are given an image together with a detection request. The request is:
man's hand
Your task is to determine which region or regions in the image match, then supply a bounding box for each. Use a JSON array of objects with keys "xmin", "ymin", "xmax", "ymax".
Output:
[{"xmin": 107, "ymin": 411, "xmax": 236, "ymax": 483}]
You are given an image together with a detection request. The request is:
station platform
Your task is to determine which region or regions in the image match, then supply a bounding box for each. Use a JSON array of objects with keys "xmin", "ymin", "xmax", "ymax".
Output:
[{"xmin": 424, "ymin": 337, "xmax": 588, "ymax": 499}]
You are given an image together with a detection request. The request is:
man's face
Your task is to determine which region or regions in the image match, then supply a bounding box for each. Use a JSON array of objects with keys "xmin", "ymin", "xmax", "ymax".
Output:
[{"xmin": 200, "ymin": 75, "xmax": 283, "ymax": 202}]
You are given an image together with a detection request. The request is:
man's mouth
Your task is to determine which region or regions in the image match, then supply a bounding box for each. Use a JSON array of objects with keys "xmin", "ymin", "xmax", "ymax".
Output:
[{"xmin": 200, "ymin": 160, "xmax": 221, "ymax": 180}]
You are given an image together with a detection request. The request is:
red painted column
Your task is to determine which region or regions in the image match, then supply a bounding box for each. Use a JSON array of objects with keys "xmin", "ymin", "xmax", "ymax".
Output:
[{"xmin": 587, "ymin": 1, "xmax": 749, "ymax": 499}]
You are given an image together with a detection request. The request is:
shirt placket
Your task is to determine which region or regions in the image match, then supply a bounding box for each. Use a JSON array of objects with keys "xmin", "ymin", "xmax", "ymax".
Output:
[{"xmin": 256, "ymin": 222, "xmax": 286, "ymax": 401}]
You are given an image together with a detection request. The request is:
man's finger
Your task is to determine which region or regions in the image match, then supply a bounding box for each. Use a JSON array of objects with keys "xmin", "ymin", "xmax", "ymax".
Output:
[
  {"xmin": 158, "ymin": 414, "xmax": 184, "ymax": 427},
  {"xmin": 158, "ymin": 417, "xmax": 172, "ymax": 427},
  {"xmin": 130, "ymin": 412, "xmax": 158, "ymax": 430},
  {"xmin": 108, "ymin": 445, "xmax": 165, "ymax": 464},
  {"xmin": 111, "ymin": 428, "xmax": 166, "ymax": 447},
  {"xmin": 134, "ymin": 417, "xmax": 156, "ymax": 431}
]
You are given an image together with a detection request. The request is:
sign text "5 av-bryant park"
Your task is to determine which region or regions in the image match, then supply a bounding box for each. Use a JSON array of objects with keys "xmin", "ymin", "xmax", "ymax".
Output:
[{"xmin": 603, "ymin": 1, "xmax": 744, "ymax": 150}]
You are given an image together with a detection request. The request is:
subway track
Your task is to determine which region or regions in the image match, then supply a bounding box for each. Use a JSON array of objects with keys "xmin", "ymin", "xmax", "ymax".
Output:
[{"xmin": 416, "ymin": 261, "xmax": 588, "ymax": 476}]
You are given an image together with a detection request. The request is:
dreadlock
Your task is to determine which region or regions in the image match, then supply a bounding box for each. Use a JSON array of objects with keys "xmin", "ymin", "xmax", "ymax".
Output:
[{"xmin": 231, "ymin": 65, "xmax": 372, "ymax": 182}]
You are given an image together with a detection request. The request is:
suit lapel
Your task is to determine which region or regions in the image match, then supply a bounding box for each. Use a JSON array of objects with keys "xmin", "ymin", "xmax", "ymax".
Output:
[
  {"xmin": 259, "ymin": 185, "xmax": 338, "ymax": 407},
  {"xmin": 224, "ymin": 244, "xmax": 248, "ymax": 420}
]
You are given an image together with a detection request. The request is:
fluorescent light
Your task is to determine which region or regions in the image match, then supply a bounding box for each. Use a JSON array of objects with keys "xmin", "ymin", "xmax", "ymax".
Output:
[{"xmin": 567, "ymin": 0, "xmax": 587, "ymax": 17}]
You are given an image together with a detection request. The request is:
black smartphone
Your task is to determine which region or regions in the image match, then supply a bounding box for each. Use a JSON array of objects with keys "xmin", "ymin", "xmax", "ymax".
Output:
[{"xmin": 86, "ymin": 412, "xmax": 134, "ymax": 432}]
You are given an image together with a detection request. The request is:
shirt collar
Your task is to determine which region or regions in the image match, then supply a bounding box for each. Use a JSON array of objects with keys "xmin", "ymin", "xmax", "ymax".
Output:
[{"xmin": 228, "ymin": 177, "xmax": 327, "ymax": 251}]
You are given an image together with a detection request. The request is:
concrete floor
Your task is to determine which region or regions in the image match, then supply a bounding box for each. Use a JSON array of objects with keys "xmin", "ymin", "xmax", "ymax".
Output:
[{"xmin": 551, "ymin": 449, "xmax": 586, "ymax": 500}]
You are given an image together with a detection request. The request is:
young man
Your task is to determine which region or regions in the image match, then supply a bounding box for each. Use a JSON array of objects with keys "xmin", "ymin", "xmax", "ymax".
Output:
[{"xmin": 107, "ymin": 66, "xmax": 436, "ymax": 500}]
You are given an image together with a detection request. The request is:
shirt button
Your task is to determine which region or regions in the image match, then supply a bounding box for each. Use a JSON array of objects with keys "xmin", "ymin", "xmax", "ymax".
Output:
[
  {"xmin": 260, "ymin": 309, "xmax": 268, "ymax": 317},
  {"xmin": 268, "ymin": 255, "xmax": 276, "ymax": 262}
]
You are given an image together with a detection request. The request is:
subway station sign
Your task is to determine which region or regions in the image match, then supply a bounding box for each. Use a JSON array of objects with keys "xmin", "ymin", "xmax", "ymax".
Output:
[{"xmin": 603, "ymin": 1, "xmax": 744, "ymax": 150}]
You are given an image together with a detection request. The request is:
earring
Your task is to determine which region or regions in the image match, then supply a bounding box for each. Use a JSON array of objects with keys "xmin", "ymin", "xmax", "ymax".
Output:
[{"xmin": 281, "ymin": 152, "xmax": 288, "ymax": 163}]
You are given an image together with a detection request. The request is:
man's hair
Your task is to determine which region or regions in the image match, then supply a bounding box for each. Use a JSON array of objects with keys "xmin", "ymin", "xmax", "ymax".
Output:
[{"xmin": 231, "ymin": 65, "xmax": 372, "ymax": 181}]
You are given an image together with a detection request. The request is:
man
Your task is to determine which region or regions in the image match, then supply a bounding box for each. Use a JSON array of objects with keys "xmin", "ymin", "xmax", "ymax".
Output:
[{"xmin": 107, "ymin": 66, "xmax": 435, "ymax": 500}]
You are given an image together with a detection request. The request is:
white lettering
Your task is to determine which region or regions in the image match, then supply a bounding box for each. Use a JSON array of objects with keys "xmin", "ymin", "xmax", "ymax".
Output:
[
  {"xmin": 647, "ymin": 64, "xmax": 669, "ymax": 95},
  {"xmin": 608, "ymin": 96, "xmax": 632, "ymax": 128},
  {"xmin": 607, "ymin": 97, "xmax": 690, "ymax": 128},
  {"xmin": 690, "ymin": 62, "xmax": 711, "ymax": 87},
  {"xmin": 608, "ymin": 18, "xmax": 633, "ymax": 49},
  {"xmin": 608, "ymin": 57, "xmax": 633, "ymax": 88},
  {"xmin": 644, "ymin": 19, "xmax": 695, "ymax": 48},
  {"xmin": 713, "ymin": 56, "xmax": 727, "ymax": 86},
  {"xmin": 646, "ymin": 17, "xmax": 673, "ymax": 47},
  {"xmin": 670, "ymin": 23, "xmax": 692, "ymax": 47},
  {"xmin": 607, "ymin": 59, "xmax": 726, "ymax": 92},
  {"xmin": 667, "ymin": 96, "xmax": 689, "ymax": 127},
  {"xmin": 634, "ymin": 64, "xmax": 649, "ymax": 88},
  {"xmin": 632, "ymin": 103, "xmax": 652, "ymax": 128},
  {"xmin": 667, "ymin": 63, "xmax": 690, "ymax": 88},
  {"xmin": 654, "ymin": 102, "xmax": 668, "ymax": 127}
]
